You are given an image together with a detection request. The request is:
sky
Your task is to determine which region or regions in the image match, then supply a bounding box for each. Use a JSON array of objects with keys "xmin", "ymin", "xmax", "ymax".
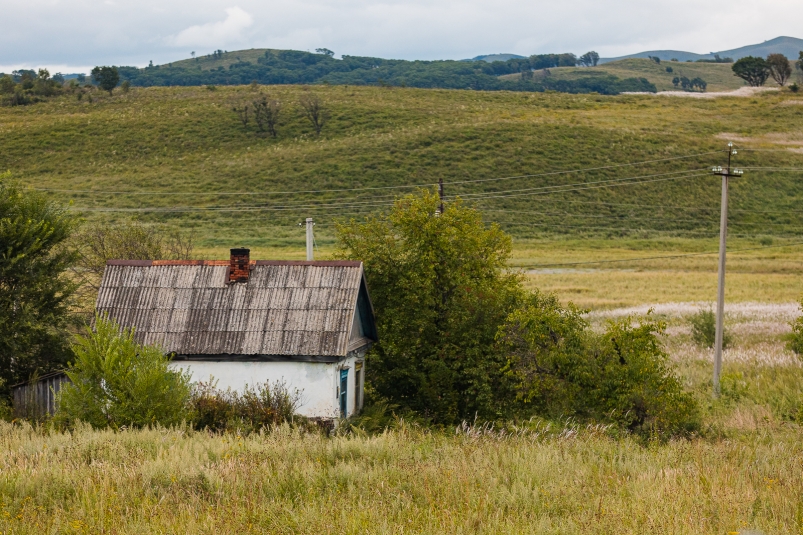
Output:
[{"xmin": 1, "ymin": 0, "xmax": 801, "ymax": 74}]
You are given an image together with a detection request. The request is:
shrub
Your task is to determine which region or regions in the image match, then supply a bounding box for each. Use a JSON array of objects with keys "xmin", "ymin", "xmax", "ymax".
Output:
[
  {"xmin": 499, "ymin": 302, "xmax": 699, "ymax": 437},
  {"xmin": 689, "ymin": 307, "xmax": 731, "ymax": 349},
  {"xmin": 56, "ymin": 315, "xmax": 192, "ymax": 429},
  {"xmin": 189, "ymin": 379, "xmax": 302, "ymax": 433},
  {"xmin": 787, "ymin": 299, "xmax": 803, "ymax": 356}
]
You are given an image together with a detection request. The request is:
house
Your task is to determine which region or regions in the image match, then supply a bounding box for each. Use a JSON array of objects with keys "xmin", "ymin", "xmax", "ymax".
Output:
[{"xmin": 94, "ymin": 249, "xmax": 378, "ymax": 419}]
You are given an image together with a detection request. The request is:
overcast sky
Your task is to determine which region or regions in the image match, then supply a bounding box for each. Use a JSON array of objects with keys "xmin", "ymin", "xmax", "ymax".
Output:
[{"xmin": 1, "ymin": 0, "xmax": 801, "ymax": 74}]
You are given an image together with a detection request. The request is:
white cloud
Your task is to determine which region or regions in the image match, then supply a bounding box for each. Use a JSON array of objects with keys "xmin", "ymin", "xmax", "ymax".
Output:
[{"xmin": 169, "ymin": 6, "xmax": 253, "ymax": 48}]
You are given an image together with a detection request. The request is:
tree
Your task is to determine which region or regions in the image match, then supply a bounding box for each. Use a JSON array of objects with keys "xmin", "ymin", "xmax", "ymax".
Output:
[
  {"xmin": 91, "ymin": 66, "xmax": 120, "ymax": 94},
  {"xmin": 732, "ymin": 56, "xmax": 770, "ymax": 86},
  {"xmin": 0, "ymin": 180, "xmax": 79, "ymax": 396},
  {"xmin": 767, "ymin": 53, "xmax": 792, "ymax": 86},
  {"xmin": 56, "ymin": 314, "xmax": 192, "ymax": 429},
  {"xmin": 299, "ymin": 92, "xmax": 329, "ymax": 135},
  {"xmin": 315, "ymin": 48, "xmax": 335, "ymax": 57},
  {"xmin": 578, "ymin": 51, "xmax": 600, "ymax": 67},
  {"xmin": 648, "ymin": 56, "xmax": 661, "ymax": 64},
  {"xmin": 252, "ymin": 96, "xmax": 282, "ymax": 137},
  {"xmin": 233, "ymin": 102, "xmax": 250, "ymax": 128},
  {"xmin": 335, "ymin": 190, "xmax": 524, "ymax": 422},
  {"xmin": 73, "ymin": 219, "xmax": 193, "ymax": 292}
]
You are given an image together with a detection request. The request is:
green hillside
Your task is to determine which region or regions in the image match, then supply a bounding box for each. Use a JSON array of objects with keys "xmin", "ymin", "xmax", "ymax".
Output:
[
  {"xmin": 2, "ymin": 83, "xmax": 803, "ymax": 257},
  {"xmin": 501, "ymin": 58, "xmax": 751, "ymax": 92}
]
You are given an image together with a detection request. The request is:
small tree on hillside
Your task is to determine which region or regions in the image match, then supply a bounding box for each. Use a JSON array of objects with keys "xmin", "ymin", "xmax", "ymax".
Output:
[
  {"xmin": 299, "ymin": 92, "xmax": 328, "ymax": 136},
  {"xmin": 91, "ymin": 66, "xmax": 120, "ymax": 95},
  {"xmin": 0, "ymin": 180, "xmax": 79, "ymax": 396},
  {"xmin": 253, "ymin": 96, "xmax": 282, "ymax": 137},
  {"xmin": 767, "ymin": 53, "xmax": 792, "ymax": 86},
  {"xmin": 732, "ymin": 56, "xmax": 770, "ymax": 86}
]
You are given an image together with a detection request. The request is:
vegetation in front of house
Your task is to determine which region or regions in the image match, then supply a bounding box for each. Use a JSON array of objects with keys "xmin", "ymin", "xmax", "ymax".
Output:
[{"xmin": 56, "ymin": 315, "xmax": 192, "ymax": 429}]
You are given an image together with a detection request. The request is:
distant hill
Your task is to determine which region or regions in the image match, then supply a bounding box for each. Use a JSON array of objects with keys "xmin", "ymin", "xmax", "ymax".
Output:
[
  {"xmin": 599, "ymin": 35, "xmax": 803, "ymax": 64},
  {"xmin": 464, "ymin": 53, "xmax": 526, "ymax": 62}
]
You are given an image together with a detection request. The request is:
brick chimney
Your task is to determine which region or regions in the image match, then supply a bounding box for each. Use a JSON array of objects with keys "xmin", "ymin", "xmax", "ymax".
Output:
[{"xmin": 229, "ymin": 248, "xmax": 251, "ymax": 283}]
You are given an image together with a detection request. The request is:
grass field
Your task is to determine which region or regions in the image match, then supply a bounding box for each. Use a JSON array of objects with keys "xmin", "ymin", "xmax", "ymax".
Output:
[
  {"xmin": 500, "ymin": 58, "xmax": 756, "ymax": 92},
  {"xmin": 2, "ymin": 299, "xmax": 802, "ymax": 533}
]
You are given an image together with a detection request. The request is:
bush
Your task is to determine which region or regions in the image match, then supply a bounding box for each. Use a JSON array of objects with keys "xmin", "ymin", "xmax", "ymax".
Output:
[
  {"xmin": 499, "ymin": 301, "xmax": 699, "ymax": 437},
  {"xmin": 689, "ymin": 307, "xmax": 731, "ymax": 349},
  {"xmin": 189, "ymin": 380, "xmax": 302, "ymax": 433},
  {"xmin": 56, "ymin": 315, "xmax": 192, "ymax": 429},
  {"xmin": 787, "ymin": 299, "xmax": 803, "ymax": 356}
]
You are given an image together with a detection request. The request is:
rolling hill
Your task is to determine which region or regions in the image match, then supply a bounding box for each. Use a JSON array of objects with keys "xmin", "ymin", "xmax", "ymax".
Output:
[
  {"xmin": 600, "ymin": 35, "xmax": 803, "ymax": 63},
  {"xmin": 2, "ymin": 83, "xmax": 802, "ymax": 258}
]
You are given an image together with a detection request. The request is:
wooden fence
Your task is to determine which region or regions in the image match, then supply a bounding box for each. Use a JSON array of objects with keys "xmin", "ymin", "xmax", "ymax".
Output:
[{"xmin": 12, "ymin": 371, "xmax": 70, "ymax": 420}]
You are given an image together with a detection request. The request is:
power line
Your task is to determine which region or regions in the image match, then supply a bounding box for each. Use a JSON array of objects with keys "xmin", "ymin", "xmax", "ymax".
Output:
[{"xmin": 512, "ymin": 241, "xmax": 803, "ymax": 269}]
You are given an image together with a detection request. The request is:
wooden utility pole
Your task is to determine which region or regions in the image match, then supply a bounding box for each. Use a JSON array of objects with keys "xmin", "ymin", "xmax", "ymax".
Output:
[
  {"xmin": 306, "ymin": 217, "xmax": 314, "ymax": 261},
  {"xmin": 711, "ymin": 143, "xmax": 743, "ymax": 397}
]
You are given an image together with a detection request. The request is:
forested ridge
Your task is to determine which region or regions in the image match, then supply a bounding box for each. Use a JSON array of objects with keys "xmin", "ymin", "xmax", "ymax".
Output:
[{"xmin": 116, "ymin": 49, "xmax": 656, "ymax": 94}]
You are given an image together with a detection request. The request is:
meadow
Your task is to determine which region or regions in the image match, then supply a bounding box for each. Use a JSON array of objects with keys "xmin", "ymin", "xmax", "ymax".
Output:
[{"xmin": 3, "ymin": 82, "xmax": 803, "ymax": 533}]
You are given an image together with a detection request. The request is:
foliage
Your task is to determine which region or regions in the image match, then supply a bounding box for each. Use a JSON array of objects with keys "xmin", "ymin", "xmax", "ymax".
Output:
[
  {"xmin": 732, "ymin": 56, "xmax": 770, "ymax": 86},
  {"xmin": 336, "ymin": 190, "xmax": 524, "ymax": 423},
  {"xmin": 578, "ymin": 51, "xmax": 600, "ymax": 67},
  {"xmin": 189, "ymin": 379, "xmax": 302, "ymax": 433},
  {"xmin": 0, "ymin": 69, "xmax": 65, "ymax": 106},
  {"xmin": 299, "ymin": 92, "xmax": 328, "ymax": 135},
  {"xmin": 110, "ymin": 49, "xmax": 654, "ymax": 95},
  {"xmin": 0, "ymin": 180, "xmax": 79, "ymax": 396},
  {"xmin": 91, "ymin": 66, "xmax": 120, "ymax": 95},
  {"xmin": 252, "ymin": 95, "xmax": 281, "ymax": 137},
  {"xmin": 648, "ymin": 56, "xmax": 661, "ymax": 64},
  {"xmin": 73, "ymin": 219, "xmax": 193, "ymax": 290},
  {"xmin": 672, "ymin": 76, "xmax": 707, "ymax": 91},
  {"xmin": 766, "ymin": 53, "xmax": 792, "ymax": 86},
  {"xmin": 786, "ymin": 299, "xmax": 803, "ymax": 356},
  {"xmin": 56, "ymin": 314, "xmax": 192, "ymax": 429},
  {"xmin": 696, "ymin": 54, "xmax": 733, "ymax": 63},
  {"xmin": 689, "ymin": 307, "xmax": 732, "ymax": 349},
  {"xmin": 499, "ymin": 301, "xmax": 699, "ymax": 437}
]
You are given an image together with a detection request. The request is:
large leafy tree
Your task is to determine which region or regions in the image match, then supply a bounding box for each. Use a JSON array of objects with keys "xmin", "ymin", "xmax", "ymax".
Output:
[
  {"xmin": 336, "ymin": 190, "xmax": 524, "ymax": 422},
  {"xmin": 0, "ymin": 180, "xmax": 79, "ymax": 395},
  {"xmin": 732, "ymin": 56, "xmax": 770, "ymax": 86},
  {"xmin": 91, "ymin": 66, "xmax": 120, "ymax": 95}
]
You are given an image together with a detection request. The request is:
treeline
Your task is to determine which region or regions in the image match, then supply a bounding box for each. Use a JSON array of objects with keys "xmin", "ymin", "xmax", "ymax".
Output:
[
  {"xmin": 115, "ymin": 49, "xmax": 655, "ymax": 95},
  {"xmin": 0, "ymin": 69, "xmax": 72, "ymax": 106}
]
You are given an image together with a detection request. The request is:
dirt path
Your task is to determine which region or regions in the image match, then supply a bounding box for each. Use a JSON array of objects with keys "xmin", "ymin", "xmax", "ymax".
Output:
[{"xmin": 623, "ymin": 86, "xmax": 780, "ymax": 98}]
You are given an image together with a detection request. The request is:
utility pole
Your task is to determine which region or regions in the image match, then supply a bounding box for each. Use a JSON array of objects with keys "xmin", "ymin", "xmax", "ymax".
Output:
[
  {"xmin": 305, "ymin": 217, "xmax": 314, "ymax": 261},
  {"xmin": 437, "ymin": 177, "xmax": 444, "ymax": 215},
  {"xmin": 711, "ymin": 143, "xmax": 743, "ymax": 397}
]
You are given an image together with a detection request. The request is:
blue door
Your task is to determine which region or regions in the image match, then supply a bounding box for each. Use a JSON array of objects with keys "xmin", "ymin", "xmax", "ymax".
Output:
[{"xmin": 339, "ymin": 369, "xmax": 349, "ymax": 417}]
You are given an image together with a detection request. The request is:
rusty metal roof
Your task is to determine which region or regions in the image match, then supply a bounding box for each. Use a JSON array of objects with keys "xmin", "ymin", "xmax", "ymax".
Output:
[{"xmin": 95, "ymin": 260, "xmax": 375, "ymax": 358}]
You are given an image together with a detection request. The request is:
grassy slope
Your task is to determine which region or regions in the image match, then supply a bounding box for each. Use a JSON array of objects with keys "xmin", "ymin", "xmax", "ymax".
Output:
[
  {"xmin": 502, "ymin": 58, "xmax": 753, "ymax": 91},
  {"xmin": 3, "ymin": 83, "xmax": 803, "ymax": 306},
  {"xmin": 168, "ymin": 49, "xmax": 272, "ymax": 71}
]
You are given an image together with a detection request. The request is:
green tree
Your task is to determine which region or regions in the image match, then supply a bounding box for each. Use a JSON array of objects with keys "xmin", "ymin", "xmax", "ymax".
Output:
[
  {"xmin": 689, "ymin": 307, "xmax": 731, "ymax": 349},
  {"xmin": 766, "ymin": 53, "xmax": 792, "ymax": 86},
  {"xmin": 0, "ymin": 180, "xmax": 79, "ymax": 396},
  {"xmin": 91, "ymin": 66, "xmax": 120, "ymax": 94},
  {"xmin": 335, "ymin": 190, "xmax": 524, "ymax": 422},
  {"xmin": 786, "ymin": 299, "xmax": 803, "ymax": 356},
  {"xmin": 56, "ymin": 314, "xmax": 192, "ymax": 429},
  {"xmin": 499, "ymin": 302, "xmax": 699, "ymax": 437},
  {"xmin": 732, "ymin": 56, "xmax": 770, "ymax": 86},
  {"xmin": 579, "ymin": 51, "xmax": 599, "ymax": 67}
]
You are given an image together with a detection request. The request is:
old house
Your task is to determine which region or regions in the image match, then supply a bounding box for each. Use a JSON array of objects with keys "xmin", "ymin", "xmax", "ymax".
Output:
[{"xmin": 94, "ymin": 249, "xmax": 377, "ymax": 419}]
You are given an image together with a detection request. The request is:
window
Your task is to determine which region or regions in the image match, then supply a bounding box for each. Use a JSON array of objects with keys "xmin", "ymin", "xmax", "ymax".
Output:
[{"xmin": 339, "ymin": 368, "xmax": 349, "ymax": 418}]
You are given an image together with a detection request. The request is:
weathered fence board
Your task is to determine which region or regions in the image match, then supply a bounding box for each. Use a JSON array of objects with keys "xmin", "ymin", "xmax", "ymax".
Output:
[{"xmin": 12, "ymin": 372, "xmax": 70, "ymax": 420}]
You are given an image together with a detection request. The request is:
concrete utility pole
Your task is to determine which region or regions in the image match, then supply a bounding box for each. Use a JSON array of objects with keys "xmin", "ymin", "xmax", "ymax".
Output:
[
  {"xmin": 305, "ymin": 218, "xmax": 314, "ymax": 261},
  {"xmin": 711, "ymin": 143, "xmax": 744, "ymax": 397}
]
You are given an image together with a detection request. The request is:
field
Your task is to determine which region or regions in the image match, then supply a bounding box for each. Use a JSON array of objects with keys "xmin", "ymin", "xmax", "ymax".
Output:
[
  {"xmin": 500, "ymin": 58, "xmax": 758, "ymax": 92},
  {"xmin": 2, "ymin": 298, "xmax": 803, "ymax": 533},
  {"xmin": 3, "ymin": 82, "xmax": 803, "ymax": 533}
]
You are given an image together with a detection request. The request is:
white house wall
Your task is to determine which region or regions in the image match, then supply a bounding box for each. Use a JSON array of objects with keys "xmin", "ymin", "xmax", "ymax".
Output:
[
  {"xmin": 170, "ymin": 361, "xmax": 338, "ymax": 419},
  {"xmin": 170, "ymin": 354, "xmax": 366, "ymax": 419}
]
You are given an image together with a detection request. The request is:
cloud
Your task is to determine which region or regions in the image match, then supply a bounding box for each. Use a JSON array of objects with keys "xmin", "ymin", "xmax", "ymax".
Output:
[{"xmin": 170, "ymin": 6, "xmax": 253, "ymax": 48}]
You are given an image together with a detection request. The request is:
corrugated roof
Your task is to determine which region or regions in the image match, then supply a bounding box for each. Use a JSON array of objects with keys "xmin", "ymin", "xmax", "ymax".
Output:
[{"xmin": 96, "ymin": 260, "xmax": 374, "ymax": 358}]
